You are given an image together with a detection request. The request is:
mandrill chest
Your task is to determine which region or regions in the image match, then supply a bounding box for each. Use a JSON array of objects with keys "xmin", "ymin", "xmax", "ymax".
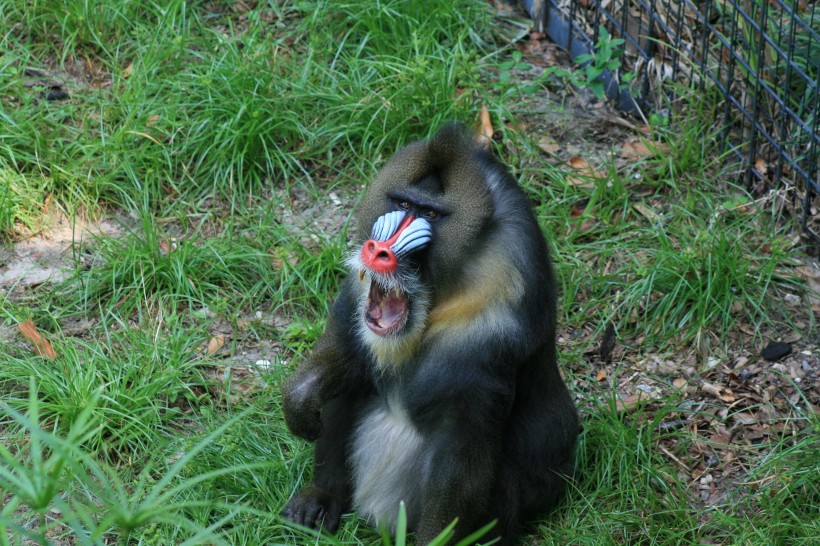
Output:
[{"xmin": 350, "ymin": 393, "xmax": 430, "ymax": 531}]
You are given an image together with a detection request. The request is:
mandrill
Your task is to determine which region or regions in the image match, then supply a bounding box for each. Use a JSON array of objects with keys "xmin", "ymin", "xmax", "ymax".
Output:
[{"xmin": 281, "ymin": 123, "xmax": 578, "ymax": 545}]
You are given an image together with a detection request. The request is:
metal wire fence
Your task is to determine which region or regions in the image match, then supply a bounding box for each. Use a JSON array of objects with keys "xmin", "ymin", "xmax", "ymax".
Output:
[{"xmin": 536, "ymin": 0, "xmax": 819, "ymax": 244}]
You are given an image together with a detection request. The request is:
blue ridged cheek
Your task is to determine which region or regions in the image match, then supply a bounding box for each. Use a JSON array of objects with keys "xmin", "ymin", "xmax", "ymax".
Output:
[
  {"xmin": 371, "ymin": 211, "xmax": 407, "ymax": 241},
  {"xmin": 391, "ymin": 218, "xmax": 432, "ymax": 257}
]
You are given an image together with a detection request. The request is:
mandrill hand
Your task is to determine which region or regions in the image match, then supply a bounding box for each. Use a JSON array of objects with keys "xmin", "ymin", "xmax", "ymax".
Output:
[{"xmin": 282, "ymin": 486, "xmax": 344, "ymax": 533}]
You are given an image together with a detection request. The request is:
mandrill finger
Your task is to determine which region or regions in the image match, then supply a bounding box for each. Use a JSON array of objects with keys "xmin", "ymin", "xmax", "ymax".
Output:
[{"xmin": 282, "ymin": 486, "xmax": 342, "ymax": 533}]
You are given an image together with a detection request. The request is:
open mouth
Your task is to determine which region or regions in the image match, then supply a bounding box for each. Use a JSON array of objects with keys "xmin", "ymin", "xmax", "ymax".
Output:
[{"xmin": 364, "ymin": 280, "xmax": 409, "ymax": 336}]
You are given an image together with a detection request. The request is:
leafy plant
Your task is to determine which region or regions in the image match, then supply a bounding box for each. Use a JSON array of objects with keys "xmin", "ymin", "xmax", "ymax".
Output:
[
  {"xmin": 488, "ymin": 26, "xmax": 633, "ymax": 100},
  {"xmin": 569, "ymin": 26, "xmax": 629, "ymax": 98},
  {"xmin": 493, "ymin": 50, "xmax": 535, "ymax": 92},
  {"xmin": 0, "ymin": 379, "xmax": 265, "ymax": 545}
]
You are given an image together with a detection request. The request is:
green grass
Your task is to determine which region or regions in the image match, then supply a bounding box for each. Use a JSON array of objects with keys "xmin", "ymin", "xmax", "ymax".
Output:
[
  {"xmin": 527, "ymin": 93, "xmax": 806, "ymax": 349},
  {"xmin": 61, "ymin": 196, "xmax": 344, "ymax": 316},
  {"xmin": 0, "ymin": 170, "xmax": 43, "ymax": 236},
  {"xmin": 0, "ymin": 0, "xmax": 816, "ymax": 544}
]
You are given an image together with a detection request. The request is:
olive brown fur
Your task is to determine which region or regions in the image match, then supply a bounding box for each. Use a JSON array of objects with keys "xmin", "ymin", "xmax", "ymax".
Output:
[{"xmin": 281, "ymin": 123, "xmax": 579, "ymax": 544}]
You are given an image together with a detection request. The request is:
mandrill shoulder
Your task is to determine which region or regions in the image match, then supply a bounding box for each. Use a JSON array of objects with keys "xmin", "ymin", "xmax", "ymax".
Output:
[{"xmin": 426, "ymin": 245, "xmax": 527, "ymax": 338}]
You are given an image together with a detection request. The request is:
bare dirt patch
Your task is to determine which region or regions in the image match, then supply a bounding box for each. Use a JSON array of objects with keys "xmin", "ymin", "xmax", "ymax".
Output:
[{"xmin": 0, "ymin": 211, "xmax": 121, "ymax": 296}]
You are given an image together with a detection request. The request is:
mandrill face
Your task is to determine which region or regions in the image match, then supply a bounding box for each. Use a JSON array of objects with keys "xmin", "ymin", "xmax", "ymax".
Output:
[
  {"xmin": 348, "ymin": 210, "xmax": 432, "ymax": 338},
  {"xmin": 345, "ymin": 125, "xmax": 497, "ymax": 368}
]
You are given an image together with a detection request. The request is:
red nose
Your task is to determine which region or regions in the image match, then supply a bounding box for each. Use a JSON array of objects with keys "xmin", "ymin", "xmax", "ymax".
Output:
[{"xmin": 361, "ymin": 239, "xmax": 398, "ymax": 274}]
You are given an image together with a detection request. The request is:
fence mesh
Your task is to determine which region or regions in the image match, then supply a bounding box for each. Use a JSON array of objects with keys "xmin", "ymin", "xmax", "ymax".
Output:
[{"xmin": 540, "ymin": 0, "xmax": 819, "ymax": 244}]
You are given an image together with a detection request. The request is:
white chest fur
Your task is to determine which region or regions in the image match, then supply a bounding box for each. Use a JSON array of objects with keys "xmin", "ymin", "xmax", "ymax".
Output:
[{"xmin": 351, "ymin": 395, "xmax": 428, "ymax": 531}]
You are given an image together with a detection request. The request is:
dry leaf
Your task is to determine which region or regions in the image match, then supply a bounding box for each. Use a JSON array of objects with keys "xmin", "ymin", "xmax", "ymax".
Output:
[
  {"xmin": 569, "ymin": 201, "xmax": 586, "ymax": 217},
  {"xmin": 569, "ymin": 156, "xmax": 594, "ymax": 172},
  {"xmin": 538, "ymin": 137, "xmax": 561, "ymax": 155},
  {"xmin": 620, "ymin": 140, "xmax": 669, "ymax": 160},
  {"xmin": 122, "ymin": 62, "xmax": 133, "ymax": 78},
  {"xmin": 159, "ymin": 240, "xmax": 179, "ymax": 254},
  {"xmin": 754, "ymin": 157, "xmax": 767, "ymax": 176},
  {"xmin": 504, "ymin": 120, "xmax": 528, "ymax": 134},
  {"xmin": 672, "ymin": 377, "xmax": 688, "ymax": 389},
  {"xmin": 146, "ymin": 114, "xmax": 159, "ymax": 127},
  {"xmin": 709, "ymin": 432, "xmax": 731, "ymax": 445},
  {"xmin": 566, "ymin": 156, "xmax": 604, "ymax": 187},
  {"xmin": 633, "ymin": 202, "xmax": 661, "ymax": 222},
  {"xmin": 233, "ymin": 0, "xmax": 258, "ymax": 13},
  {"xmin": 595, "ymin": 369, "xmax": 607, "ymax": 381},
  {"xmin": 18, "ymin": 320, "xmax": 57, "ymax": 359},
  {"xmin": 476, "ymin": 105, "xmax": 493, "ymax": 149},
  {"xmin": 615, "ymin": 391, "xmax": 651, "ymax": 413},
  {"xmin": 702, "ymin": 382, "xmax": 735, "ymax": 403},
  {"xmin": 207, "ymin": 334, "xmax": 226, "ymax": 355},
  {"xmin": 733, "ymin": 412, "xmax": 757, "ymax": 426},
  {"xmin": 577, "ymin": 217, "xmax": 597, "ymax": 233}
]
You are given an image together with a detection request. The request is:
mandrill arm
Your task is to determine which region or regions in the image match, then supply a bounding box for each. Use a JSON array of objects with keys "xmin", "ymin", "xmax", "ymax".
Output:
[{"xmin": 281, "ymin": 278, "xmax": 368, "ymax": 441}]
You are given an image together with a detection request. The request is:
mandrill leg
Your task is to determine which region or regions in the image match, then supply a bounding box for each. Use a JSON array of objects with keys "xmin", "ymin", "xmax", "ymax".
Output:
[{"xmin": 282, "ymin": 391, "xmax": 362, "ymax": 533}]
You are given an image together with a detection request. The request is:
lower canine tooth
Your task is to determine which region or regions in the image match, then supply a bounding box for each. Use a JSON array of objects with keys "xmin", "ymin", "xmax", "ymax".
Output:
[{"xmin": 359, "ymin": 269, "xmax": 365, "ymax": 281}]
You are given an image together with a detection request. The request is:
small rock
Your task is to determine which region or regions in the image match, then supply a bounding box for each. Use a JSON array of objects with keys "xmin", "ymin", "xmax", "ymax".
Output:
[
  {"xmin": 194, "ymin": 306, "xmax": 214, "ymax": 319},
  {"xmin": 705, "ymin": 356, "xmax": 721, "ymax": 369},
  {"xmin": 783, "ymin": 293, "xmax": 801, "ymax": 306},
  {"xmin": 657, "ymin": 359, "xmax": 678, "ymax": 376},
  {"xmin": 789, "ymin": 364, "xmax": 805, "ymax": 379},
  {"xmin": 761, "ymin": 341, "xmax": 792, "ymax": 361}
]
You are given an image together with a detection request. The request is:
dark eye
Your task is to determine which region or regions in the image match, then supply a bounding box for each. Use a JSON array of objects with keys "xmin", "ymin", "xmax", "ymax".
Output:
[
  {"xmin": 421, "ymin": 209, "xmax": 439, "ymax": 220},
  {"xmin": 397, "ymin": 201, "xmax": 411, "ymax": 211}
]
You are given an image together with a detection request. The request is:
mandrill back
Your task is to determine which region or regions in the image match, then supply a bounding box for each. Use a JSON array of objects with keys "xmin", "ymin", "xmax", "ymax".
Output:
[{"xmin": 282, "ymin": 123, "xmax": 578, "ymax": 545}]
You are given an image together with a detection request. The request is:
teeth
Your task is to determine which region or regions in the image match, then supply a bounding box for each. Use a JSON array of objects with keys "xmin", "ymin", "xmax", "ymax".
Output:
[{"xmin": 359, "ymin": 269, "xmax": 365, "ymax": 281}]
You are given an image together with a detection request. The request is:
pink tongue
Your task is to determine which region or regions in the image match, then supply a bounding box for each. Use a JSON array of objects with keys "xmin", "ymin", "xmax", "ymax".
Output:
[
  {"xmin": 367, "ymin": 285, "xmax": 406, "ymax": 329},
  {"xmin": 381, "ymin": 292, "xmax": 404, "ymax": 324}
]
